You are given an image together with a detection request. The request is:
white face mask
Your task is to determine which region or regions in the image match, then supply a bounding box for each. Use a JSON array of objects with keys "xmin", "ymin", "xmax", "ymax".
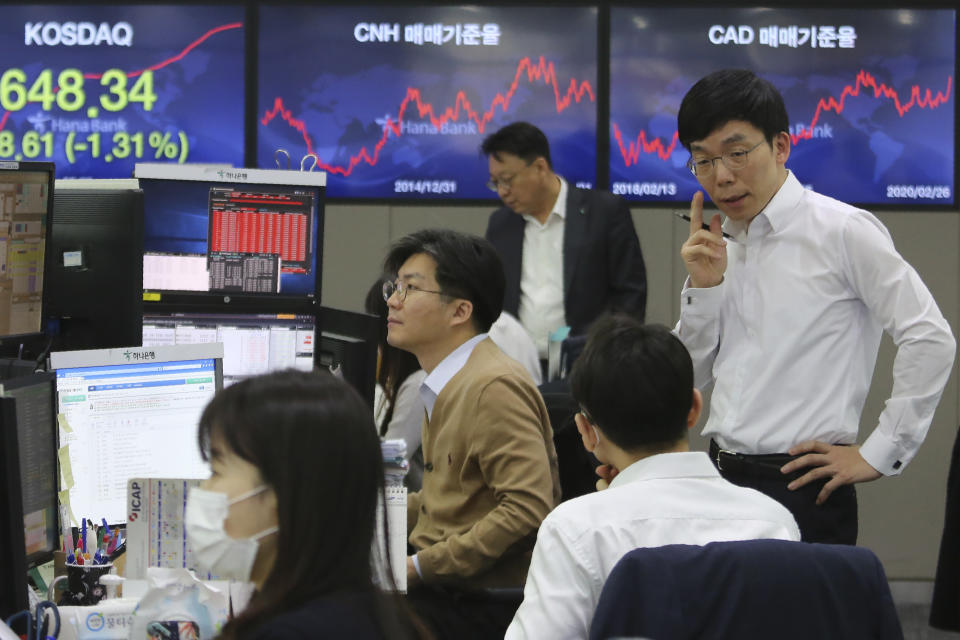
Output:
[{"xmin": 185, "ymin": 485, "xmax": 278, "ymax": 582}]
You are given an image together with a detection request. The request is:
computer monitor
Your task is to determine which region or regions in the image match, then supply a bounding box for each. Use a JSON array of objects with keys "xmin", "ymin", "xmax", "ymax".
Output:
[
  {"xmin": 143, "ymin": 310, "xmax": 315, "ymax": 386},
  {"xmin": 44, "ymin": 182, "xmax": 144, "ymax": 351},
  {"xmin": 134, "ymin": 164, "xmax": 325, "ymax": 299},
  {"xmin": 2, "ymin": 373, "xmax": 58, "ymax": 566},
  {"xmin": 0, "ymin": 404, "xmax": 30, "ymax": 618},
  {"xmin": 0, "ymin": 372, "xmax": 57, "ymax": 619},
  {"xmin": 50, "ymin": 344, "xmax": 223, "ymax": 525},
  {"xmin": 318, "ymin": 306, "xmax": 380, "ymax": 408},
  {"xmin": 0, "ymin": 161, "xmax": 54, "ymax": 344}
]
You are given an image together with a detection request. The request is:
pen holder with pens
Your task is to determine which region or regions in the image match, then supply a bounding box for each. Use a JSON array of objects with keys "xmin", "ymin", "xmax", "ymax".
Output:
[{"xmin": 60, "ymin": 562, "xmax": 114, "ymax": 606}]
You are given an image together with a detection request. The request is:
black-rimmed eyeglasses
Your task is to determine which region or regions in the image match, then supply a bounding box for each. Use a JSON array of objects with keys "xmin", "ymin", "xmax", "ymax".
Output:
[
  {"xmin": 686, "ymin": 141, "xmax": 764, "ymax": 178},
  {"xmin": 486, "ymin": 160, "xmax": 535, "ymax": 192},
  {"xmin": 382, "ymin": 280, "xmax": 446, "ymax": 303}
]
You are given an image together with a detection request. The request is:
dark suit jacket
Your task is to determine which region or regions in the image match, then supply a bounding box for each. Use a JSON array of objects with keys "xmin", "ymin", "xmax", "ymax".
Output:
[
  {"xmin": 485, "ymin": 185, "xmax": 646, "ymax": 335},
  {"xmin": 589, "ymin": 540, "xmax": 903, "ymax": 640}
]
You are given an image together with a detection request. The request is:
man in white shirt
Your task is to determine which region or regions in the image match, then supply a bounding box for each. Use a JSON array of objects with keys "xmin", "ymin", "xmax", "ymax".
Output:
[
  {"xmin": 382, "ymin": 229, "xmax": 560, "ymax": 639},
  {"xmin": 489, "ymin": 311, "xmax": 542, "ymax": 385},
  {"xmin": 676, "ymin": 69, "xmax": 956, "ymax": 544},
  {"xmin": 505, "ymin": 314, "xmax": 800, "ymax": 640},
  {"xmin": 483, "ymin": 122, "xmax": 646, "ymax": 359}
]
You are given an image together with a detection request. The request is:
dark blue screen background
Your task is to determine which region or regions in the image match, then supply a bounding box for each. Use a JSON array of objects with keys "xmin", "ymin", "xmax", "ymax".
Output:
[
  {"xmin": 257, "ymin": 6, "xmax": 597, "ymax": 199},
  {"xmin": 0, "ymin": 5, "xmax": 245, "ymax": 178},
  {"xmin": 140, "ymin": 178, "xmax": 320, "ymax": 297},
  {"xmin": 609, "ymin": 8, "xmax": 955, "ymax": 206}
]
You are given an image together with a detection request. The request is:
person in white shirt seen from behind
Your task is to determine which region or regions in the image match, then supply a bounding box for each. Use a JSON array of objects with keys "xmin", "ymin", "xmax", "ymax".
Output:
[{"xmin": 505, "ymin": 314, "xmax": 800, "ymax": 640}]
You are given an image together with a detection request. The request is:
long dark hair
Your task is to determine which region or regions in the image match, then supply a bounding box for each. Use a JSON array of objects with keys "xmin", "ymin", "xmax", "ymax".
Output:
[
  {"xmin": 365, "ymin": 280, "xmax": 421, "ymax": 435},
  {"xmin": 197, "ymin": 370, "xmax": 419, "ymax": 639}
]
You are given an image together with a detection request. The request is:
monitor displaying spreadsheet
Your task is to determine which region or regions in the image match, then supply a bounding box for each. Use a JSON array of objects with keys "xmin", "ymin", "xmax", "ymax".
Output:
[{"xmin": 51, "ymin": 344, "xmax": 223, "ymax": 525}]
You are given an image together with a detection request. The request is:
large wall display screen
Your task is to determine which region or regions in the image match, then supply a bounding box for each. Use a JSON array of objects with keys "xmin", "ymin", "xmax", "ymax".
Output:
[
  {"xmin": 609, "ymin": 8, "xmax": 955, "ymax": 206},
  {"xmin": 0, "ymin": 5, "xmax": 245, "ymax": 178},
  {"xmin": 258, "ymin": 5, "xmax": 597, "ymax": 199}
]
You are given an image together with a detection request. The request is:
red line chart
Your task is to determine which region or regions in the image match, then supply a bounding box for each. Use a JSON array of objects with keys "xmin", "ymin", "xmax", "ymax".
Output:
[
  {"xmin": 789, "ymin": 70, "xmax": 952, "ymax": 145},
  {"xmin": 612, "ymin": 70, "xmax": 953, "ymax": 168},
  {"xmin": 0, "ymin": 22, "xmax": 243, "ymax": 133},
  {"xmin": 611, "ymin": 124, "xmax": 678, "ymax": 166},
  {"xmin": 260, "ymin": 55, "xmax": 595, "ymax": 177},
  {"xmin": 83, "ymin": 22, "xmax": 242, "ymax": 81}
]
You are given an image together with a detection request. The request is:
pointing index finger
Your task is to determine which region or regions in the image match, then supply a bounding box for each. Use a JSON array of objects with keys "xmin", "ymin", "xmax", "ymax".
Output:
[{"xmin": 689, "ymin": 191, "xmax": 704, "ymax": 236}]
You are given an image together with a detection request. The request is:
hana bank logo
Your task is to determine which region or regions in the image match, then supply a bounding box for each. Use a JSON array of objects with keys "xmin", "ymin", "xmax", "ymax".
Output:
[{"xmin": 217, "ymin": 169, "xmax": 248, "ymax": 181}]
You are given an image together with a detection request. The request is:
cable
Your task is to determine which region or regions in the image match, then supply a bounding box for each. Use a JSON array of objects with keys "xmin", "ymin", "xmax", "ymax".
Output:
[
  {"xmin": 32, "ymin": 335, "xmax": 55, "ymax": 372},
  {"xmin": 3, "ymin": 610, "xmax": 31, "ymax": 639}
]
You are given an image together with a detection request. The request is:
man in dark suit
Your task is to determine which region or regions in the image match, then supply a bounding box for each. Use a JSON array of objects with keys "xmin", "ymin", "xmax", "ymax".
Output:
[{"xmin": 482, "ymin": 121, "xmax": 647, "ymax": 360}]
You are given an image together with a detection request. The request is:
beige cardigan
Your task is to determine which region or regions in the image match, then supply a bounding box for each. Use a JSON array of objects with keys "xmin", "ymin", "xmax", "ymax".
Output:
[{"xmin": 408, "ymin": 338, "xmax": 561, "ymax": 588}]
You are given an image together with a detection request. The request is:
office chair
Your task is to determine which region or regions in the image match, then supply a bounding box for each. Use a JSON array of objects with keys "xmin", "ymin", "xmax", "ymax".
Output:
[
  {"xmin": 538, "ymin": 379, "xmax": 598, "ymax": 502},
  {"xmin": 590, "ymin": 539, "xmax": 903, "ymax": 640}
]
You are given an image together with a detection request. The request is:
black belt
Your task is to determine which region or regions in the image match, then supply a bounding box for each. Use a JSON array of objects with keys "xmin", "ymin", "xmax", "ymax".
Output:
[{"xmin": 709, "ymin": 439, "xmax": 804, "ymax": 482}]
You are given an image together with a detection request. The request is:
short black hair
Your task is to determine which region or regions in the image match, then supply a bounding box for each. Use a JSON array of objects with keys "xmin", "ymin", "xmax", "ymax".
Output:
[
  {"xmin": 677, "ymin": 69, "xmax": 789, "ymax": 150},
  {"xmin": 570, "ymin": 315, "xmax": 693, "ymax": 452},
  {"xmin": 481, "ymin": 121, "xmax": 553, "ymax": 169},
  {"xmin": 383, "ymin": 228, "xmax": 505, "ymax": 334}
]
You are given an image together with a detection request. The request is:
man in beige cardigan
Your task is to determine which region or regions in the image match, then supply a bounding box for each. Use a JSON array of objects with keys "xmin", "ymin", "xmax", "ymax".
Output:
[{"xmin": 382, "ymin": 228, "xmax": 560, "ymax": 639}]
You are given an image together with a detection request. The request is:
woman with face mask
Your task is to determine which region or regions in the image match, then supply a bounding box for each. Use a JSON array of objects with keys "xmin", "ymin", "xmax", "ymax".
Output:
[{"xmin": 185, "ymin": 369, "xmax": 425, "ymax": 640}]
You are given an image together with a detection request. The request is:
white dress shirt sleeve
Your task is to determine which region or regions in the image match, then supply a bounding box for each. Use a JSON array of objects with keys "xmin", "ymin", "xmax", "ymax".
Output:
[
  {"xmin": 381, "ymin": 370, "xmax": 427, "ymax": 459},
  {"xmin": 505, "ymin": 517, "xmax": 601, "ymax": 640},
  {"xmin": 489, "ymin": 312, "xmax": 543, "ymax": 385},
  {"xmin": 840, "ymin": 213, "xmax": 956, "ymax": 475},
  {"xmin": 676, "ymin": 278, "xmax": 728, "ymax": 391}
]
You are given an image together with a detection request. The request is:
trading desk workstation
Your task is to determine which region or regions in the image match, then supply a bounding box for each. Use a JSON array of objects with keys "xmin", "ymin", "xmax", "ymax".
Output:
[
  {"xmin": 1, "ymin": 4, "xmax": 959, "ymax": 637},
  {"xmin": 0, "ymin": 159, "xmax": 388, "ymax": 634}
]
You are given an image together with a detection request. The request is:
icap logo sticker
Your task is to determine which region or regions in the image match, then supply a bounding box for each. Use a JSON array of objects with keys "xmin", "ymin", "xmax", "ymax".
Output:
[{"xmin": 86, "ymin": 612, "xmax": 105, "ymax": 631}]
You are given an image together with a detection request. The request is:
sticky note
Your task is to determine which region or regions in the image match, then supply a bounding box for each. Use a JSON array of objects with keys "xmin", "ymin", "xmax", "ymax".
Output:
[
  {"xmin": 57, "ymin": 413, "xmax": 72, "ymax": 433},
  {"xmin": 58, "ymin": 490, "xmax": 78, "ymax": 527},
  {"xmin": 58, "ymin": 446, "xmax": 74, "ymax": 489}
]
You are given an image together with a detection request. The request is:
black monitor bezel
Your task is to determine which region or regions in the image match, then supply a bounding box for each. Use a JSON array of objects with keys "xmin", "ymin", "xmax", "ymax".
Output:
[
  {"xmin": 2, "ymin": 372, "xmax": 59, "ymax": 569},
  {"xmin": 318, "ymin": 305, "xmax": 380, "ymax": 409},
  {"xmin": 0, "ymin": 371, "xmax": 57, "ymax": 618},
  {"xmin": 0, "ymin": 396, "xmax": 29, "ymax": 619},
  {"xmin": 45, "ymin": 187, "xmax": 145, "ymax": 352}
]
